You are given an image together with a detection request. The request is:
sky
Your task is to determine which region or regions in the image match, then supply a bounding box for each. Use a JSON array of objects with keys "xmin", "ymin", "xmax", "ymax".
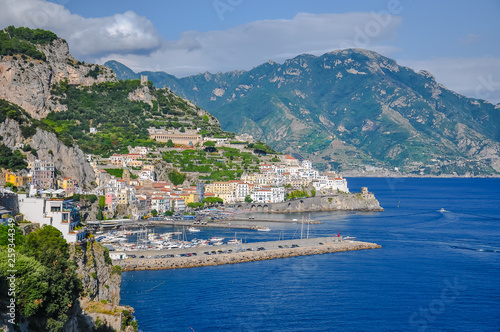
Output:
[{"xmin": 1, "ymin": 0, "xmax": 499, "ymax": 103}]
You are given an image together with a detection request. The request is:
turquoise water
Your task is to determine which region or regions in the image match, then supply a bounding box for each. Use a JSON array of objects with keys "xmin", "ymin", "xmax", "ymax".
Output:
[{"xmin": 121, "ymin": 178, "xmax": 500, "ymax": 331}]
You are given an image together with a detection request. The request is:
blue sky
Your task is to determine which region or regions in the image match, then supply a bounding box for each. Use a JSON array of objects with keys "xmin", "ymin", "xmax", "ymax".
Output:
[{"xmin": 1, "ymin": 0, "xmax": 499, "ymax": 103}]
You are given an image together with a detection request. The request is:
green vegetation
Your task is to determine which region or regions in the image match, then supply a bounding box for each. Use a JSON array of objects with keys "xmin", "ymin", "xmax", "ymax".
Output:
[
  {"xmin": 285, "ymin": 190, "xmax": 309, "ymax": 200},
  {"xmin": 162, "ymin": 147, "xmax": 262, "ymax": 182},
  {"xmin": 203, "ymin": 141, "xmax": 215, "ymax": 147},
  {"xmin": 111, "ymin": 265, "xmax": 122, "ymax": 275},
  {"xmin": 246, "ymin": 141, "xmax": 278, "ymax": 154},
  {"xmin": 44, "ymin": 79, "xmax": 235, "ymax": 157},
  {"xmin": 104, "ymin": 168, "xmax": 123, "ymax": 178},
  {"xmin": 0, "ymin": 225, "xmax": 82, "ymax": 331},
  {"xmin": 187, "ymin": 202, "xmax": 204, "ymax": 209},
  {"xmin": 72, "ymin": 194, "xmax": 98, "ymax": 204},
  {"xmin": 168, "ymin": 170, "xmax": 186, "ymax": 186},
  {"xmin": 45, "ymin": 79, "xmax": 152, "ymax": 155},
  {"xmin": 122, "ymin": 310, "xmax": 139, "ymax": 332},
  {"xmin": 0, "ymin": 26, "xmax": 57, "ymax": 61},
  {"xmin": 0, "ymin": 99, "xmax": 54, "ymax": 139},
  {"xmin": 202, "ymin": 197, "xmax": 223, "ymax": 206},
  {"xmin": 0, "ymin": 144, "xmax": 27, "ymax": 171}
]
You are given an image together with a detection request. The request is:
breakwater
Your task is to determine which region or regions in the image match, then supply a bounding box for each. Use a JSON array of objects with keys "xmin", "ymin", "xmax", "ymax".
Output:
[{"xmin": 116, "ymin": 239, "xmax": 381, "ymax": 271}]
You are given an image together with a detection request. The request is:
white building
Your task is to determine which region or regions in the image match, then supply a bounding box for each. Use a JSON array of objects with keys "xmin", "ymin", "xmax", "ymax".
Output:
[
  {"xmin": 18, "ymin": 194, "xmax": 86, "ymax": 243},
  {"xmin": 151, "ymin": 196, "xmax": 168, "ymax": 214}
]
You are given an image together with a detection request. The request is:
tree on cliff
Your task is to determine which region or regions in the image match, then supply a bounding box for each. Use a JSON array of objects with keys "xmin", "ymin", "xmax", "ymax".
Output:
[
  {"xmin": 168, "ymin": 170, "xmax": 186, "ymax": 186},
  {"xmin": 0, "ymin": 225, "xmax": 82, "ymax": 331}
]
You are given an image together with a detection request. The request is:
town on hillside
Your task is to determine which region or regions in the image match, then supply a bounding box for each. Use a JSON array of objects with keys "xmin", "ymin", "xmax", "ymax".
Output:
[{"xmin": 1, "ymin": 142, "xmax": 348, "ymax": 243}]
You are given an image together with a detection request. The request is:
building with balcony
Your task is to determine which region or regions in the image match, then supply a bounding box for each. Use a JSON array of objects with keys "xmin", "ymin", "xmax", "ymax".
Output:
[{"xmin": 17, "ymin": 195, "xmax": 86, "ymax": 243}]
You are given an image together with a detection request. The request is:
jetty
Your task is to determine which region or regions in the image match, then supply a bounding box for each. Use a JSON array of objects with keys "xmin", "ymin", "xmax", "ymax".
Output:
[{"xmin": 116, "ymin": 237, "xmax": 381, "ymax": 271}]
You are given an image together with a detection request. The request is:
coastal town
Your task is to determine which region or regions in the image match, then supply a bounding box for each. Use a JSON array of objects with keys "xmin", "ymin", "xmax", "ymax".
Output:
[{"xmin": 1, "ymin": 137, "xmax": 352, "ymax": 244}]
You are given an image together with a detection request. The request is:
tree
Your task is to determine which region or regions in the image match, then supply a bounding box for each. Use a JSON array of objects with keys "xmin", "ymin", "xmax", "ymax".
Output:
[
  {"xmin": 16, "ymin": 225, "xmax": 82, "ymax": 330},
  {"xmin": 311, "ymin": 189, "xmax": 316, "ymax": 197},
  {"xmin": 151, "ymin": 209, "xmax": 158, "ymax": 217},
  {"xmin": 165, "ymin": 139, "xmax": 175, "ymax": 148},
  {"xmin": 0, "ymin": 224, "xmax": 24, "ymax": 246},
  {"xmin": 245, "ymin": 195, "xmax": 253, "ymax": 203},
  {"xmin": 202, "ymin": 197, "xmax": 223, "ymax": 206},
  {"xmin": 203, "ymin": 140, "xmax": 215, "ymax": 147},
  {"xmin": 168, "ymin": 170, "xmax": 186, "ymax": 186},
  {"xmin": 187, "ymin": 202, "xmax": 203, "ymax": 209},
  {"xmin": 98, "ymin": 196, "xmax": 105, "ymax": 209}
]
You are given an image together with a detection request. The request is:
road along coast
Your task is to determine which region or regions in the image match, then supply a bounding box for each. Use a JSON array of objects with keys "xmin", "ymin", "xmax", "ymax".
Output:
[{"xmin": 116, "ymin": 239, "xmax": 381, "ymax": 271}]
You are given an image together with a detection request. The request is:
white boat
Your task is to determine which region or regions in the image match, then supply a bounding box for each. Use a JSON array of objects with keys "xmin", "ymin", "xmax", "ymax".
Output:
[
  {"xmin": 213, "ymin": 241, "xmax": 223, "ymax": 246},
  {"xmin": 343, "ymin": 236, "xmax": 357, "ymax": 241},
  {"xmin": 210, "ymin": 237, "xmax": 225, "ymax": 242},
  {"xmin": 228, "ymin": 239, "xmax": 241, "ymax": 245},
  {"xmin": 188, "ymin": 227, "xmax": 201, "ymax": 232},
  {"xmin": 257, "ymin": 226, "xmax": 270, "ymax": 232}
]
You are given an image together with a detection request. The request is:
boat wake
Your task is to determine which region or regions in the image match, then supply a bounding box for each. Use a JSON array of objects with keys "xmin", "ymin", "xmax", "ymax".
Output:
[{"xmin": 450, "ymin": 245, "xmax": 500, "ymax": 253}]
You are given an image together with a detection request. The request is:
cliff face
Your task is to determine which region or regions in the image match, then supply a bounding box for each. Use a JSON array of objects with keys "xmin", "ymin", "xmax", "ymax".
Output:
[
  {"xmin": 0, "ymin": 38, "xmax": 116, "ymax": 119},
  {"xmin": 29, "ymin": 128, "xmax": 96, "ymax": 188},
  {"xmin": 72, "ymin": 242, "xmax": 121, "ymax": 306},
  {"xmin": 0, "ymin": 118, "xmax": 95, "ymax": 188},
  {"xmin": 67, "ymin": 241, "xmax": 135, "ymax": 332}
]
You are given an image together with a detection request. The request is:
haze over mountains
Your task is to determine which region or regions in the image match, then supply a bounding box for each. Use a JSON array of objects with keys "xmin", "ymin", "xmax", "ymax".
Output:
[{"xmin": 106, "ymin": 49, "xmax": 500, "ymax": 176}]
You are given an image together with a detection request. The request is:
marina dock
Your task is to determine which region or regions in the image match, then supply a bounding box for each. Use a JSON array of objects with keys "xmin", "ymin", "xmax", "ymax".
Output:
[{"xmin": 116, "ymin": 238, "xmax": 381, "ymax": 271}]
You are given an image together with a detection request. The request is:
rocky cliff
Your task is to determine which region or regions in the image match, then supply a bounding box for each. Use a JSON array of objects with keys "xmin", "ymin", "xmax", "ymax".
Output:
[
  {"xmin": 0, "ymin": 105, "xmax": 95, "ymax": 188},
  {"xmin": 0, "ymin": 37, "xmax": 115, "ymax": 119},
  {"xmin": 65, "ymin": 241, "xmax": 136, "ymax": 332}
]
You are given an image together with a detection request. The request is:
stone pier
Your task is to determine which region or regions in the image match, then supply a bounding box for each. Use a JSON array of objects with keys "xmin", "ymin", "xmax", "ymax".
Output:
[{"xmin": 116, "ymin": 239, "xmax": 381, "ymax": 271}]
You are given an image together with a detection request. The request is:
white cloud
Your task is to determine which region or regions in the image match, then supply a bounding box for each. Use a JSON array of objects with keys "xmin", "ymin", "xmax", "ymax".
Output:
[
  {"xmin": 400, "ymin": 57, "xmax": 500, "ymax": 104},
  {"xmin": 98, "ymin": 12, "xmax": 402, "ymax": 76},
  {"xmin": 0, "ymin": 0, "xmax": 161, "ymax": 56}
]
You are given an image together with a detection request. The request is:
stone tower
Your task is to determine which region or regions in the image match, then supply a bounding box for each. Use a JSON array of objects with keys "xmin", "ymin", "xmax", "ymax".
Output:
[{"xmin": 140, "ymin": 75, "xmax": 148, "ymax": 85}]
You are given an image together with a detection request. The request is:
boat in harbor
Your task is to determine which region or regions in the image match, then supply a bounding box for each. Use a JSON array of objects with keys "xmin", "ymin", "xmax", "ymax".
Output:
[
  {"xmin": 188, "ymin": 227, "xmax": 201, "ymax": 232},
  {"xmin": 210, "ymin": 236, "xmax": 224, "ymax": 242},
  {"xmin": 257, "ymin": 226, "xmax": 271, "ymax": 232},
  {"xmin": 228, "ymin": 238, "xmax": 242, "ymax": 245}
]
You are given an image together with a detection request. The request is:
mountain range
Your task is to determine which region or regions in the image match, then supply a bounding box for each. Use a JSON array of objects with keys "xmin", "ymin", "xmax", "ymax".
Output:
[{"xmin": 106, "ymin": 50, "xmax": 500, "ymax": 176}]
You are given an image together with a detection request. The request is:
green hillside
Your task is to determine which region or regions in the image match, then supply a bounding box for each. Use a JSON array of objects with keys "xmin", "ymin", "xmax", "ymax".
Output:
[{"xmin": 106, "ymin": 49, "xmax": 500, "ymax": 175}]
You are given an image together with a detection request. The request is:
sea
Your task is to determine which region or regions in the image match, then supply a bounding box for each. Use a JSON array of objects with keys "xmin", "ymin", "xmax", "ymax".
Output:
[{"xmin": 120, "ymin": 178, "xmax": 500, "ymax": 332}]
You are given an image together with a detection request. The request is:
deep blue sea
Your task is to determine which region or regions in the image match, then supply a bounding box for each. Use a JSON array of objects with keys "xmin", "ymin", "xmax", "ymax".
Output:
[{"xmin": 121, "ymin": 178, "xmax": 500, "ymax": 332}]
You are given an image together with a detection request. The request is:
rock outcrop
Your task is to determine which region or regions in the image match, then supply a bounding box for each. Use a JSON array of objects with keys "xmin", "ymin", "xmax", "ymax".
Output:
[
  {"xmin": 29, "ymin": 128, "xmax": 95, "ymax": 188},
  {"xmin": 72, "ymin": 242, "xmax": 122, "ymax": 306},
  {"xmin": 236, "ymin": 190, "xmax": 384, "ymax": 213},
  {"xmin": 0, "ymin": 38, "xmax": 116, "ymax": 119},
  {"xmin": 0, "ymin": 117, "xmax": 96, "ymax": 188},
  {"xmin": 66, "ymin": 241, "xmax": 136, "ymax": 332}
]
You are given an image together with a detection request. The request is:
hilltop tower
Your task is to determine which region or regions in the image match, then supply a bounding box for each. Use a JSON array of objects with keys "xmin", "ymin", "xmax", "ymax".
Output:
[{"xmin": 140, "ymin": 75, "xmax": 148, "ymax": 85}]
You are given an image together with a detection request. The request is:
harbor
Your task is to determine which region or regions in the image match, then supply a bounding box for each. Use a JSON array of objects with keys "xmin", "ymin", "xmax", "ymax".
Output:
[{"xmin": 115, "ymin": 237, "xmax": 381, "ymax": 271}]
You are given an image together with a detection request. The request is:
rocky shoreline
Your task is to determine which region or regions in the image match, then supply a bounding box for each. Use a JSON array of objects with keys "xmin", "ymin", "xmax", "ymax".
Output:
[{"xmin": 117, "ymin": 240, "xmax": 381, "ymax": 272}]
